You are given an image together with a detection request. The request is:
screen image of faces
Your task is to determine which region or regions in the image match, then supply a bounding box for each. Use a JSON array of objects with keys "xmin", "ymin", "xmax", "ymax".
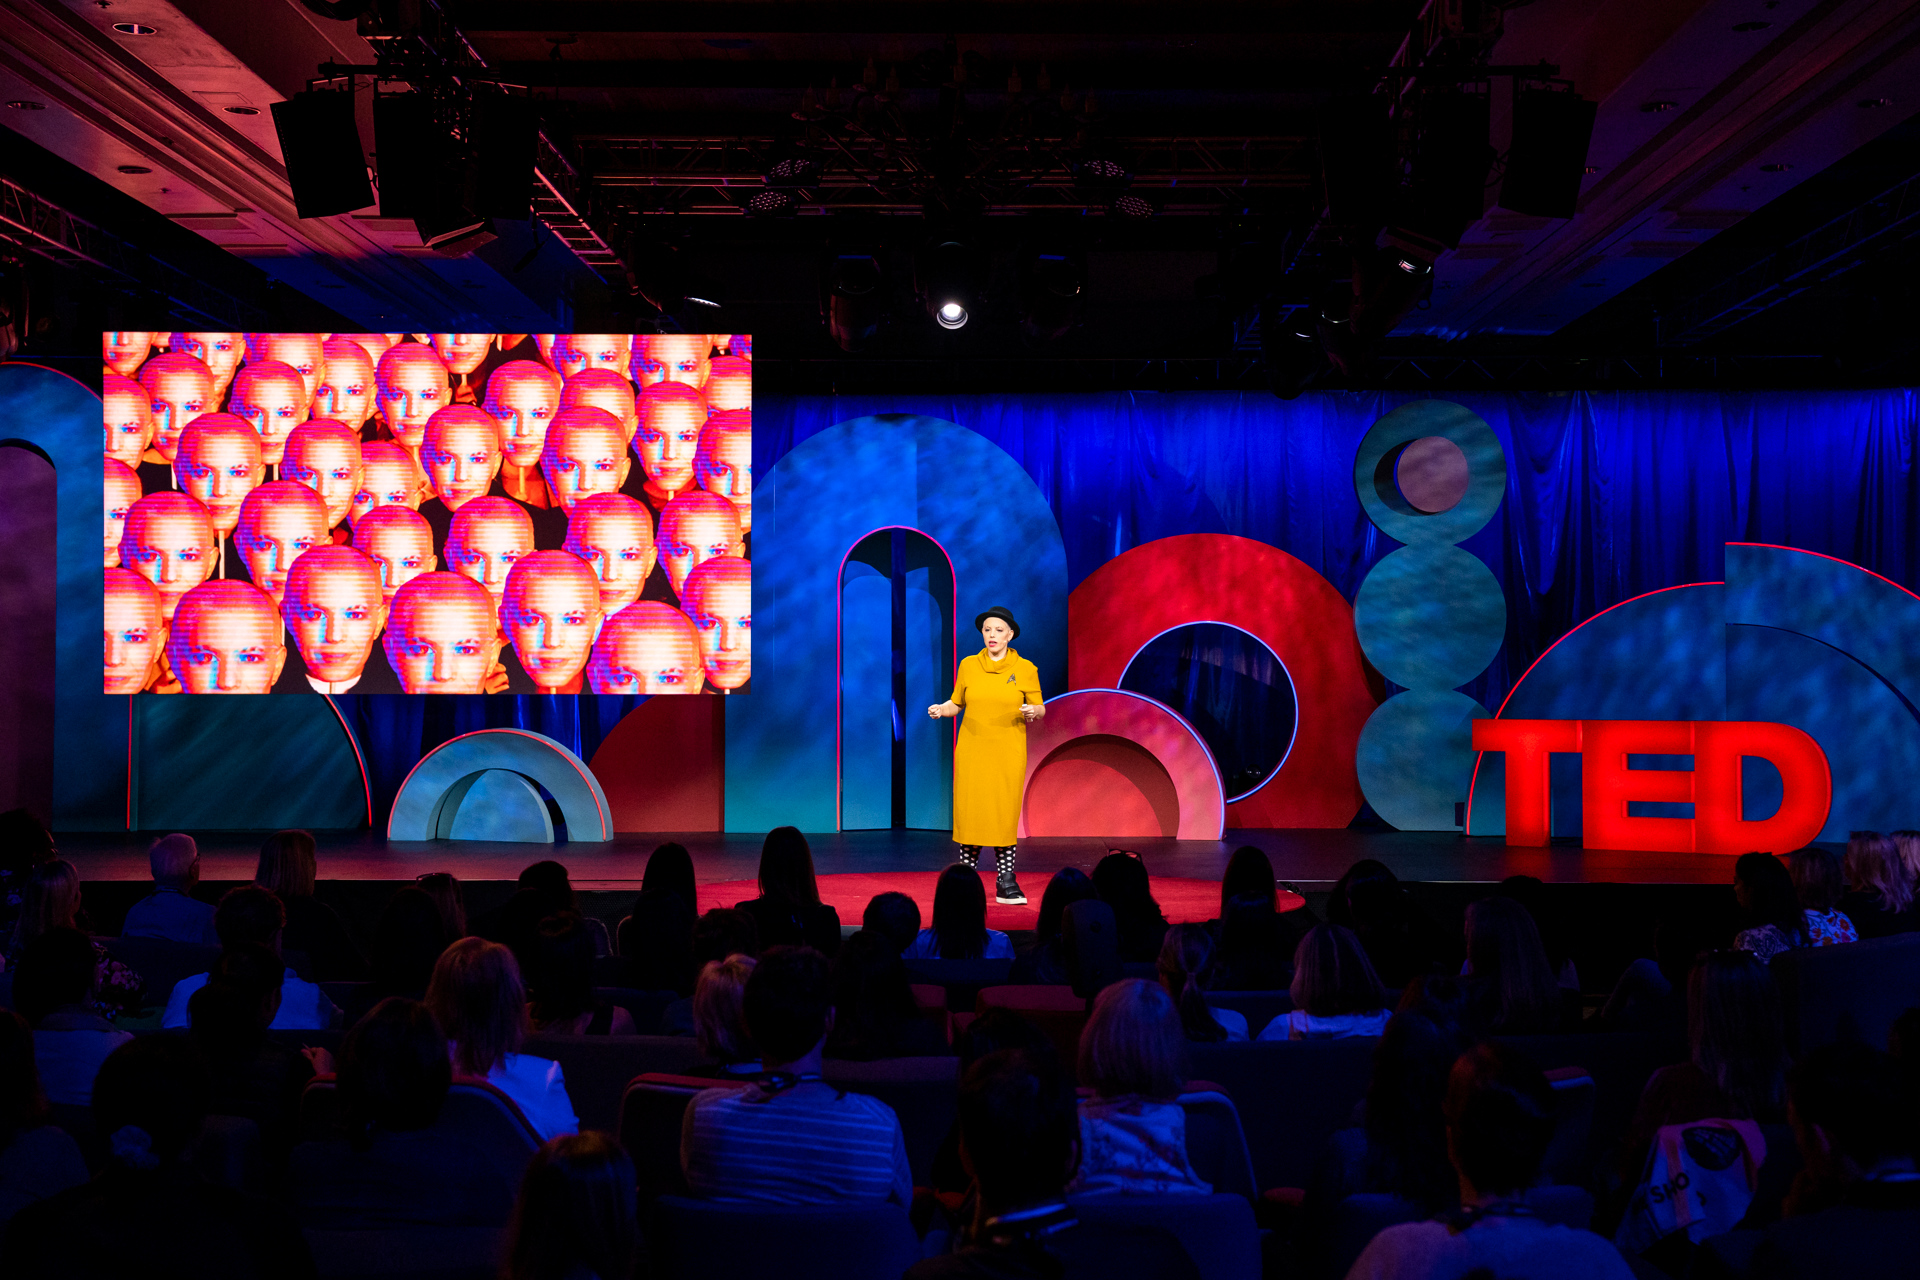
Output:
[{"xmin": 102, "ymin": 331, "xmax": 752, "ymax": 695}]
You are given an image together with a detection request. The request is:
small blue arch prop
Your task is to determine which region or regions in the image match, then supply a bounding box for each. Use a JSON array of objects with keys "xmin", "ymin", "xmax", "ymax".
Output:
[{"xmin": 389, "ymin": 729, "xmax": 612, "ymax": 842}]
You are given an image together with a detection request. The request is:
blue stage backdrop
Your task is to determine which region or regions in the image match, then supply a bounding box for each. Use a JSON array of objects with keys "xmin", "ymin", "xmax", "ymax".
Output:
[{"xmin": 17, "ymin": 365, "xmax": 1920, "ymax": 832}]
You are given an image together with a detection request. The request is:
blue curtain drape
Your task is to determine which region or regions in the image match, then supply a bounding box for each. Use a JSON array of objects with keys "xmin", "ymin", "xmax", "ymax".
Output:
[
  {"xmin": 758, "ymin": 389, "xmax": 1920, "ymax": 717},
  {"xmin": 339, "ymin": 388, "xmax": 1920, "ymax": 827}
]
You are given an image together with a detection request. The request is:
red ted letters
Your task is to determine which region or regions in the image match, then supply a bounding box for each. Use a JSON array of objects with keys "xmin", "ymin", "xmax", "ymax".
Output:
[{"xmin": 1470, "ymin": 719, "xmax": 1831, "ymax": 854}]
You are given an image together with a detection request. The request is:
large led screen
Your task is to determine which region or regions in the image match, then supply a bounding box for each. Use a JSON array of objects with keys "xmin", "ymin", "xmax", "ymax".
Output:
[{"xmin": 103, "ymin": 332, "xmax": 751, "ymax": 695}]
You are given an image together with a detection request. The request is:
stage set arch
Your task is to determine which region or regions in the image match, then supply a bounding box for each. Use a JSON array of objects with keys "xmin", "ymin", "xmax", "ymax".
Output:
[{"xmin": 21, "ymin": 353, "xmax": 1920, "ymax": 855}]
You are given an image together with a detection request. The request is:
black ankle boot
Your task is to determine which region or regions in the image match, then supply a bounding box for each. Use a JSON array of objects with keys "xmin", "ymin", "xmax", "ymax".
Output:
[{"xmin": 994, "ymin": 846, "xmax": 1025, "ymax": 904}]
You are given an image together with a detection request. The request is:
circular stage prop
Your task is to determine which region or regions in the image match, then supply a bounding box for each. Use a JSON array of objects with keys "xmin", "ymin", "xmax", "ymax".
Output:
[
  {"xmin": 1017, "ymin": 689, "xmax": 1225, "ymax": 841},
  {"xmin": 389, "ymin": 728, "xmax": 613, "ymax": 842}
]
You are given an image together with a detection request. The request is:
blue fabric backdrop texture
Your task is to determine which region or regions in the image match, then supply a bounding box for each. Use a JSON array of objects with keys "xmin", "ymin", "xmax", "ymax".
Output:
[{"xmin": 304, "ymin": 388, "xmax": 1920, "ymax": 827}]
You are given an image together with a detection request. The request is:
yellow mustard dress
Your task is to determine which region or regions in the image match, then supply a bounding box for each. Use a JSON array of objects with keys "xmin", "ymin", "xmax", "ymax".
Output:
[{"xmin": 950, "ymin": 647, "xmax": 1044, "ymax": 847}]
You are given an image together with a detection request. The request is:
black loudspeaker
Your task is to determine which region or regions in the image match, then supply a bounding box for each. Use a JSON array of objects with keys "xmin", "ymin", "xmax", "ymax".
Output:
[
  {"xmin": 270, "ymin": 91, "xmax": 374, "ymax": 219},
  {"xmin": 1501, "ymin": 91, "xmax": 1598, "ymax": 219},
  {"xmin": 371, "ymin": 94, "xmax": 440, "ymax": 219},
  {"xmin": 1317, "ymin": 97, "xmax": 1396, "ymax": 229},
  {"xmin": 1402, "ymin": 92, "xmax": 1493, "ymax": 250},
  {"xmin": 470, "ymin": 96, "xmax": 538, "ymax": 219}
]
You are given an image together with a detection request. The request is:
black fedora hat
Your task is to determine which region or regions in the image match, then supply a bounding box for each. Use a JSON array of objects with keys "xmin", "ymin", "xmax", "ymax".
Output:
[{"xmin": 973, "ymin": 606, "xmax": 1020, "ymax": 640}]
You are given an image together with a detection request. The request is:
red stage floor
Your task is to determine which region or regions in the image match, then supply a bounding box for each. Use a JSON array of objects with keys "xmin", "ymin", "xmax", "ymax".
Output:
[
  {"xmin": 694, "ymin": 871, "xmax": 1307, "ymax": 930},
  {"xmin": 55, "ymin": 827, "xmax": 1744, "ymax": 888}
]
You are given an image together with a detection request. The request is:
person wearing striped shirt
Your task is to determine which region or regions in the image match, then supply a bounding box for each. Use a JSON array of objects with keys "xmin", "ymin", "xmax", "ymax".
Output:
[{"xmin": 681, "ymin": 945, "xmax": 912, "ymax": 1205}]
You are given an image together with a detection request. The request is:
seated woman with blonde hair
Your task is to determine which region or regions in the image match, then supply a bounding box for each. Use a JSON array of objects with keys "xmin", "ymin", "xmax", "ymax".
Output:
[
  {"xmin": 679, "ymin": 953, "xmax": 762, "ymax": 1080},
  {"xmin": 1068, "ymin": 978, "xmax": 1210, "ymax": 1196},
  {"xmin": 426, "ymin": 937, "xmax": 578, "ymax": 1141},
  {"xmin": 1262, "ymin": 923, "xmax": 1390, "ymax": 1041}
]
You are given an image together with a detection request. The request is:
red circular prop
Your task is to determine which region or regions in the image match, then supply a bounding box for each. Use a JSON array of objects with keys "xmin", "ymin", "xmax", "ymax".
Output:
[
  {"xmin": 1069, "ymin": 534, "xmax": 1376, "ymax": 827},
  {"xmin": 1018, "ymin": 690, "xmax": 1224, "ymax": 839}
]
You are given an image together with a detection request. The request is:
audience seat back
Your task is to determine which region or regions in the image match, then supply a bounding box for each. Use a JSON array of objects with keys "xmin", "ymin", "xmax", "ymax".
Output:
[
  {"xmin": 1067, "ymin": 1192, "xmax": 1261, "ymax": 1280},
  {"xmin": 303, "ymin": 1226, "xmax": 504, "ymax": 1280},
  {"xmin": 821, "ymin": 1055, "xmax": 960, "ymax": 1186},
  {"xmin": 646, "ymin": 1195, "xmax": 920, "ymax": 1280},
  {"xmin": 901, "ymin": 958, "xmax": 1014, "ymax": 1012},
  {"xmin": 189, "ymin": 1113, "xmax": 266, "ymax": 1192},
  {"xmin": 1323, "ymin": 1184, "xmax": 1594, "ymax": 1280},
  {"xmin": 593, "ymin": 986, "xmax": 678, "ymax": 1035},
  {"xmin": 1186, "ymin": 1038, "xmax": 1378, "ymax": 1191},
  {"xmin": 1497, "ymin": 1034, "xmax": 1666, "ymax": 1181},
  {"xmin": 1204, "ymin": 990, "xmax": 1294, "ymax": 1040},
  {"xmin": 908, "ymin": 983, "xmax": 952, "ymax": 1043},
  {"xmin": 976, "ymin": 986, "xmax": 1089, "ymax": 1078},
  {"xmin": 1176, "ymin": 1090, "xmax": 1259, "ymax": 1201},
  {"xmin": 1771, "ymin": 931, "xmax": 1920, "ymax": 1054},
  {"xmin": 620, "ymin": 1074, "xmax": 732, "ymax": 1202},
  {"xmin": 522, "ymin": 1034, "xmax": 709, "ymax": 1133},
  {"xmin": 100, "ymin": 936, "xmax": 221, "ymax": 1005},
  {"xmin": 299, "ymin": 1076, "xmax": 540, "ymax": 1190},
  {"xmin": 1062, "ymin": 899, "xmax": 1123, "ymax": 998},
  {"xmin": 1542, "ymin": 1067, "xmax": 1596, "ymax": 1186}
]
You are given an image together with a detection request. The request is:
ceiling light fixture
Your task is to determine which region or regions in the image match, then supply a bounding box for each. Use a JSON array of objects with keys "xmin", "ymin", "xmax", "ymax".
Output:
[
  {"xmin": 1759, "ymin": 162, "xmax": 1794, "ymax": 172},
  {"xmin": 223, "ymin": 105, "xmax": 260, "ymax": 116},
  {"xmin": 6, "ymin": 101, "xmax": 46, "ymax": 110},
  {"xmin": 1640, "ymin": 100, "xmax": 1679, "ymax": 113},
  {"xmin": 116, "ymin": 164, "xmax": 152, "ymax": 174},
  {"xmin": 110, "ymin": 21, "xmax": 157, "ymax": 34}
]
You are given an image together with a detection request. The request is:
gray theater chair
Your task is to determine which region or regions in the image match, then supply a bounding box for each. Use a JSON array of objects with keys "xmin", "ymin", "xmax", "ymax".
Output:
[
  {"xmin": 646, "ymin": 1195, "xmax": 920, "ymax": 1280},
  {"xmin": 1068, "ymin": 1192, "xmax": 1261, "ymax": 1280}
]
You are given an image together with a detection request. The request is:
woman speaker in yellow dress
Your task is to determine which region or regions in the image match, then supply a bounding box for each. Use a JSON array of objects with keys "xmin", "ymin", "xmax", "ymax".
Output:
[{"xmin": 927, "ymin": 606, "xmax": 1045, "ymax": 904}]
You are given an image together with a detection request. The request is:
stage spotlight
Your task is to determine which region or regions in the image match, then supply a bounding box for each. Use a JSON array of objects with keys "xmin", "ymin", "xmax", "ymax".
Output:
[
  {"xmin": 270, "ymin": 89, "xmax": 375, "ymax": 219},
  {"xmin": 1109, "ymin": 192, "xmax": 1157, "ymax": 219},
  {"xmin": 764, "ymin": 153, "xmax": 823, "ymax": 189},
  {"xmin": 821, "ymin": 250, "xmax": 887, "ymax": 352},
  {"xmin": 744, "ymin": 188, "xmax": 798, "ymax": 218},
  {"xmin": 1071, "ymin": 154, "xmax": 1132, "ymax": 193},
  {"xmin": 1017, "ymin": 246, "xmax": 1085, "ymax": 346},
  {"xmin": 916, "ymin": 237, "xmax": 982, "ymax": 332}
]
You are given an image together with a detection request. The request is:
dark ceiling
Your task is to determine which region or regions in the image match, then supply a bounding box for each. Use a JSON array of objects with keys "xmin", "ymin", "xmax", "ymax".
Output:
[{"xmin": 0, "ymin": 0, "xmax": 1916, "ymax": 389}]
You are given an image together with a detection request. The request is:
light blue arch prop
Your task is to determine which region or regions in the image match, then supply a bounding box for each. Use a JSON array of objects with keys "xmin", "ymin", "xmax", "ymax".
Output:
[
  {"xmin": 728, "ymin": 414, "xmax": 1069, "ymax": 833},
  {"xmin": 389, "ymin": 729, "xmax": 612, "ymax": 842},
  {"xmin": 0, "ymin": 363, "xmax": 366, "ymax": 831}
]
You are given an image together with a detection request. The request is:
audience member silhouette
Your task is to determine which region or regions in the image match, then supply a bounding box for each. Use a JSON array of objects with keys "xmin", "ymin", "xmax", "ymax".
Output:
[
  {"xmin": 861, "ymin": 891, "xmax": 922, "ymax": 957},
  {"xmin": 121, "ymin": 832, "xmax": 217, "ymax": 947},
  {"xmin": 162, "ymin": 886, "xmax": 338, "ymax": 1031},
  {"xmin": 1269, "ymin": 923, "xmax": 1391, "ymax": 1041},
  {"xmin": 681, "ymin": 945, "xmax": 912, "ymax": 1204},
  {"xmin": 1157, "ymin": 923, "xmax": 1243, "ymax": 1042},
  {"xmin": 906, "ymin": 1048, "xmax": 1203, "ymax": 1280},
  {"xmin": 3, "ymin": 1035, "xmax": 315, "ymax": 1279},
  {"xmin": 1734, "ymin": 852, "xmax": 1814, "ymax": 963},
  {"xmin": 734, "ymin": 827, "xmax": 841, "ymax": 956},
  {"xmin": 254, "ymin": 830, "xmax": 365, "ymax": 981},
  {"xmin": 524, "ymin": 912, "xmax": 637, "ymax": 1036},
  {"xmin": 1069, "ymin": 978, "xmax": 1210, "ymax": 1196},
  {"xmin": 11, "ymin": 928, "xmax": 132, "ymax": 1109},
  {"xmin": 425, "ymin": 937, "xmax": 577, "ymax": 1142},
  {"xmin": 905, "ymin": 864, "xmax": 1013, "ymax": 960},
  {"xmin": 1461, "ymin": 896, "xmax": 1578, "ymax": 1034},
  {"xmin": 681, "ymin": 954, "xmax": 760, "ymax": 1080},
  {"xmin": 1346, "ymin": 1043, "xmax": 1634, "ymax": 1279},
  {"xmin": 501, "ymin": 1132, "xmax": 638, "ymax": 1280},
  {"xmin": 825, "ymin": 929, "xmax": 948, "ymax": 1061},
  {"xmin": 1091, "ymin": 852, "xmax": 1171, "ymax": 965},
  {"xmin": 1838, "ymin": 831, "xmax": 1919, "ymax": 938},
  {"xmin": 1010, "ymin": 868, "xmax": 1096, "ymax": 985},
  {"xmin": 288, "ymin": 997, "xmax": 517, "ymax": 1231},
  {"xmin": 0, "ymin": 1010, "xmax": 87, "ymax": 1241}
]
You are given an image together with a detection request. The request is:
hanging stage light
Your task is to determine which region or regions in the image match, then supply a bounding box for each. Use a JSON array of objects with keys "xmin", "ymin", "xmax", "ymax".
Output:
[{"xmin": 916, "ymin": 237, "xmax": 981, "ymax": 331}]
